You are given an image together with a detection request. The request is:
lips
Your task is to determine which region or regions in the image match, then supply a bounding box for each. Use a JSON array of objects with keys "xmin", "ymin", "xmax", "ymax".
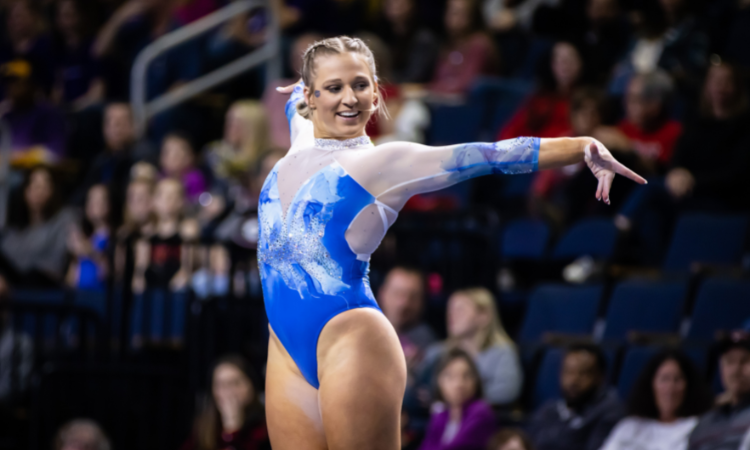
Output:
[{"xmin": 336, "ymin": 111, "xmax": 361, "ymax": 119}]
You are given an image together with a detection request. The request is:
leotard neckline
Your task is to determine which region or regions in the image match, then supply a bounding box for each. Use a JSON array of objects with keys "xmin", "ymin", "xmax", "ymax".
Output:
[{"xmin": 314, "ymin": 136, "xmax": 373, "ymax": 150}]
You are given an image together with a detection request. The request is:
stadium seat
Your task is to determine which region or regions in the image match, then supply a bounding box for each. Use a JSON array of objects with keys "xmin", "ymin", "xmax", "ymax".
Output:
[
  {"xmin": 10, "ymin": 289, "xmax": 67, "ymax": 341},
  {"xmin": 519, "ymin": 284, "xmax": 604, "ymax": 342},
  {"xmin": 130, "ymin": 289, "xmax": 190, "ymax": 346},
  {"xmin": 663, "ymin": 214, "xmax": 749, "ymax": 271},
  {"xmin": 500, "ymin": 218, "xmax": 550, "ymax": 261},
  {"xmin": 617, "ymin": 346, "xmax": 659, "ymax": 399},
  {"xmin": 551, "ymin": 218, "xmax": 619, "ymax": 261},
  {"xmin": 602, "ymin": 280, "xmax": 687, "ymax": 341},
  {"xmin": 686, "ymin": 278, "xmax": 750, "ymax": 341},
  {"xmin": 468, "ymin": 77, "xmax": 534, "ymax": 141},
  {"xmin": 532, "ymin": 347, "xmax": 563, "ymax": 410}
]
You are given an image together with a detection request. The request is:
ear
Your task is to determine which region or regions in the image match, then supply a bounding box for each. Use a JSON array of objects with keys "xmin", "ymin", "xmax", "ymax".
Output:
[
  {"xmin": 372, "ymin": 79, "xmax": 380, "ymax": 105},
  {"xmin": 304, "ymin": 85, "xmax": 315, "ymax": 110}
]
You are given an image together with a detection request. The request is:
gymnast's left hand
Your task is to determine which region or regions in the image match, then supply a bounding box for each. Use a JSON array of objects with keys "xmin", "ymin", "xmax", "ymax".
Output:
[{"xmin": 584, "ymin": 140, "xmax": 647, "ymax": 205}]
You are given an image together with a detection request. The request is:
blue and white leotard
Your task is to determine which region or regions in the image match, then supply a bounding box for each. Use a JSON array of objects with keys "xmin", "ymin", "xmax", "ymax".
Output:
[{"xmin": 258, "ymin": 84, "xmax": 540, "ymax": 388}]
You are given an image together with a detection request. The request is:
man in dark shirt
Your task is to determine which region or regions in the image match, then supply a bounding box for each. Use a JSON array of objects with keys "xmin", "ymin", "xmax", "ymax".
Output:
[
  {"xmin": 688, "ymin": 332, "xmax": 750, "ymax": 450},
  {"xmin": 528, "ymin": 343, "xmax": 625, "ymax": 450}
]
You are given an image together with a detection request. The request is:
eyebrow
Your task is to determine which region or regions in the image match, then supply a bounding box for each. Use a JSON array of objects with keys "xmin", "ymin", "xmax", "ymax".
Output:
[{"xmin": 323, "ymin": 76, "xmax": 371, "ymax": 84}]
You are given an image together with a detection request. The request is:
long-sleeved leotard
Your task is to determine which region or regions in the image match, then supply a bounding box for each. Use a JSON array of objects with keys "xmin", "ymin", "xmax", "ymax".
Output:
[{"xmin": 259, "ymin": 83, "xmax": 539, "ymax": 388}]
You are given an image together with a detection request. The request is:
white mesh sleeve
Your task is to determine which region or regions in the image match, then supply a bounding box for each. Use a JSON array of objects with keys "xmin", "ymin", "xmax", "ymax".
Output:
[{"xmin": 285, "ymin": 83, "xmax": 315, "ymax": 154}]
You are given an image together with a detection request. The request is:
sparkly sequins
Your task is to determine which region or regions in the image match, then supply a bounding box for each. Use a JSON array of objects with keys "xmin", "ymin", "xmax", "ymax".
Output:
[{"xmin": 314, "ymin": 136, "xmax": 372, "ymax": 151}]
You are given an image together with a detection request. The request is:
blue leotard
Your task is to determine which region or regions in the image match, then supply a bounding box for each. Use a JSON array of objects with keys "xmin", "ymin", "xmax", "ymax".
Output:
[{"xmin": 258, "ymin": 84, "xmax": 540, "ymax": 388}]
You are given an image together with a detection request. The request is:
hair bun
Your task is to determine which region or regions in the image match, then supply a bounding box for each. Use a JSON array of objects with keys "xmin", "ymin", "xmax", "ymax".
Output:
[{"xmin": 296, "ymin": 100, "xmax": 313, "ymax": 119}]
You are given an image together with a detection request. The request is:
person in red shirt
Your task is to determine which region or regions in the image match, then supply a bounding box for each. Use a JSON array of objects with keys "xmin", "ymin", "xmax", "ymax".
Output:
[
  {"xmin": 498, "ymin": 41, "xmax": 585, "ymax": 141},
  {"xmin": 594, "ymin": 71, "xmax": 682, "ymax": 175},
  {"xmin": 181, "ymin": 355, "xmax": 270, "ymax": 450}
]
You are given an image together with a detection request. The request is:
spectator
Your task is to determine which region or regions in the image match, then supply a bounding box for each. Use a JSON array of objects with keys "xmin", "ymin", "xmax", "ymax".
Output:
[
  {"xmin": 600, "ymin": 349, "xmax": 712, "ymax": 450},
  {"xmin": 159, "ymin": 132, "xmax": 208, "ymax": 205},
  {"xmin": 53, "ymin": 419, "xmax": 111, "ymax": 450},
  {"xmin": 421, "ymin": 287, "xmax": 522, "ymax": 406},
  {"xmin": 688, "ymin": 331, "xmax": 750, "ymax": 450},
  {"xmin": 615, "ymin": 62, "xmax": 750, "ymax": 260},
  {"xmin": 379, "ymin": 266, "xmax": 437, "ymax": 372},
  {"xmin": 0, "ymin": 0, "xmax": 54, "ymax": 94},
  {"xmin": 181, "ymin": 354, "xmax": 270, "ymax": 450},
  {"xmin": 498, "ymin": 41, "xmax": 584, "ymax": 141},
  {"xmin": 487, "ymin": 429, "xmax": 535, "ymax": 450},
  {"xmin": 0, "ymin": 167, "xmax": 77, "ymax": 287},
  {"xmin": 0, "ymin": 59, "xmax": 66, "ymax": 164},
  {"xmin": 595, "ymin": 71, "xmax": 682, "ymax": 175},
  {"xmin": 79, "ymin": 102, "xmax": 156, "ymax": 204},
  {"xmin": 373, "ymin": 0, "xmax": 439, "ymax": 84},
  {"xmin": 418, "ymin": 347, "xmax": 496, "ymax": 450},
  {"xmin": 429, "ymin": 0, "xmax": 499, "ymax": 95},
  {"xmin": 0, "ymin": 278, "xmax": 33, "ymax": 405},
  {"xmin": 67, "ymin": 184, "xmax": 112, "ymax": 291},
  {"xmin": 204, "ymin": 101, "xmax": 270, "ymax": 188},
  {"xmin": 51, "ymin": 0, "xmax": 104, "ymax": 110},
  {"xmin": 579, "ymin": 0, "xmax": 631, "ymax": 84},
  {"xmin": 114, "ymin": 178, "xmax": 153, "ymax": 284},
  {"xmin": 528, "ymin": 343, "xmax": 624, "ymax": 450}
]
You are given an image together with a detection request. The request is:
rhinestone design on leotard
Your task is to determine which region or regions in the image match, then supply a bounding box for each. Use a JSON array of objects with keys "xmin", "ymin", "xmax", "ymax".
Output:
[{"xmin": 314, "ymin": 136, "xmax": 372, "ymax": 151}]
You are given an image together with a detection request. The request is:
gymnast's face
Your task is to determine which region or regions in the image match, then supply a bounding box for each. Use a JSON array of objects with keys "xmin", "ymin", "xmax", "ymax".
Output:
[{"xmin": 305, "ymin": 52, "xmax": 378, "ymax": 140}]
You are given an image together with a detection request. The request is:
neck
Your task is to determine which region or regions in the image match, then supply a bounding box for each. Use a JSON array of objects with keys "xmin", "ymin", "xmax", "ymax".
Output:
[
  {"xmin": 449, "ymin": 405, "xmax": 463, "ymax": 422},
  {"xmin": 712, "ymin": 104, "xmax": 734, "ymax": 120},
  {"xmin": 313, "ymin": 126, "xmax": 367, "ymax": 141},
  {"xmin": 29, "ymin": 210, "xmax": 43, "ymax": 226},
  {"xmin": 659, "ymin": 412, "xmax": 678, "ymax": 423},
  {"xmin": 222, "ymin": 413, "xmax": 244, "ymax": 434}
]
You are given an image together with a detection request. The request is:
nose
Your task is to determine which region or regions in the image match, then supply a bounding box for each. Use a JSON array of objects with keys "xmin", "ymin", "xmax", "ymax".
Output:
[{"xmin": 342, "ymin": 85, "xmax": 358, "ymax": 108}]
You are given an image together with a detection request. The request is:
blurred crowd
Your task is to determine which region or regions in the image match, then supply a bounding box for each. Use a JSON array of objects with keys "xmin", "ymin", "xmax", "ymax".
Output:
[{"xmin": 0, "ymin": 0, "xmax": 749, "ymax": 448}]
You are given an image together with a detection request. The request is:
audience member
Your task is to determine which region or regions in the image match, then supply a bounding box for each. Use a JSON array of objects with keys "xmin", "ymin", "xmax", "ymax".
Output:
[
  {"xmin": 528, "ymin": 343, "xmax": 624, "ymax": 450},
  {"xmin": 600, "ymin": 349, "xmax": 712, "ymax": 450},
  {"xmin": 379, "ymin": 266, "xmax": 437, "ymax": 372},
  {"xmin": 0, "ymin": 59, "xmax": 66, "ymax": 164},
  {"xmin": 114, "ymin": 178, "xmax": 153, "ymax": 284},
  {"xmin": 595, "ymin": 71, "xmax": 682, "ymax": 175},
  {"xmin": 421, "ymin": 287, "xmax": 522, "ymax": 406},
  {"xmin": 181, "ymin": 354, "xmax": 270, "ymax": 450},
  {"xmin": 51, "ymin": 0, "xmax": 104, "ymax": 110},
  {"xmin": 487, "ymin": 428, "xmax": 535, "ymax": 450},
  {"xmin": 159, "ymin": 132, "xmax": 208, "ymax": 205},
  {"xmin": 688, "ymin": 332, "xmax": 750, "ymax": 450},
  {"xmin": 0, "ymin": 0, "xmax": 54, "ymax": 94},
  {"xmin": 418, "ymin": 347, "xmax": 496, "ymax": 450},
  {"xmin": 67, "ymin": 184, "xmax": 112, "ymax": 291},
  {"xmin": 429, "ymin": 0, "xmax": 498, "ymax": 95},
  {"xmin": 204, "ymin": 101, "xmax": 270, "ymax": 189},
  {"xmin": 578, "ymin": 0, "xmax": 631, "ymax": 84},
  {"xmin": 0, "ymin": 167, "xmax": 77, "ymax": 287},
  {"xmin": 53, "ymin": 419, "xmax": 111, "ymax": 450},
  {"xmin": 374, "ymin": 0, "xmax": 439, "ymax": 84},
  {"xmin": 498, "ymin": 41, "xmax": 584, "ymax": 140}
]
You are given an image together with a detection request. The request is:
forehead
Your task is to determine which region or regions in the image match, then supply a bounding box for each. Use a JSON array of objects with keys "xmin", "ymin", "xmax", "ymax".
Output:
[
  {"xmin": 564, "ymin": 351, "xmax": 596, "ymax": 368},
  {"xmin": 313, "ymin": 52, "xmax": 373, "ymax": 82}
]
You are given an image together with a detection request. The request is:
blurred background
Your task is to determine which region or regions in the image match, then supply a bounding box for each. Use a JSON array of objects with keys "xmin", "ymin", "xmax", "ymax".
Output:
[{"xmin": 0, "ymin": 0, "xmax": 749, "ymax": 449}]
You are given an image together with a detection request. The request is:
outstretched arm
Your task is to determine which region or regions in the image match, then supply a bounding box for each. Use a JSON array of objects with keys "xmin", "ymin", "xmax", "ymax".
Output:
[{"xmin": 338, "ymin": 136, "xmax": 646, "ymax": 210}]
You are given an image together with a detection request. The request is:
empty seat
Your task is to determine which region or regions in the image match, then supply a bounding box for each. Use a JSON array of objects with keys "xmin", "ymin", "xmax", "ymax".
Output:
[
  {"xmin": 519, "ymin": 284, "xmax": 604, "ymax": 342},
  {"xmin": 500, "ymin": 218, "xmax": 550, "ymax": 260},
  {"xmin": 532, "ymin": 347, "xmax": 563, "ymax": 410},
  {"xmin": 552, "ymin": 218, "xmax": 619, "ymax": 261},
  {"xmin": 663, "ymin": 214, "xmax": 749, "ymax": 271},
  {"xmin": 617, "ymin": 346, "xmax": 659, "ymax": 399},
  {"xmin": 602, "ymin": 280, "xmax": 686, "ymax": 341},
  {"xmin": 686, "ymin": 278, "xmax": 750, "ymax": 341}
]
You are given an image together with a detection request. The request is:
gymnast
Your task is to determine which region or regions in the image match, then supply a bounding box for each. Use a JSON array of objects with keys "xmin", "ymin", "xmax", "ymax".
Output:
[{"xmin": 260, "ymin": 36, "xmax": 645, "ymax": 450}]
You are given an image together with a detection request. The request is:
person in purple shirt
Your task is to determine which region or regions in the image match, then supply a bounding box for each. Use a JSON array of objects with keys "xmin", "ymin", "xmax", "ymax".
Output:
[{"xmin": 419, "ymin": 347, "xmax": 496, "ymax": 450}]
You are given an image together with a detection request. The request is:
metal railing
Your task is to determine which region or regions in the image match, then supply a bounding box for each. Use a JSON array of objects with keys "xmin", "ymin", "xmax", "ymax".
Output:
[
  {"xmin": 130, "ymin": 0, "xmax": 281, "ymax": 137},
  {"xmin": 0, "ymin": 119, "xmax": 11, "ymax": 228}
]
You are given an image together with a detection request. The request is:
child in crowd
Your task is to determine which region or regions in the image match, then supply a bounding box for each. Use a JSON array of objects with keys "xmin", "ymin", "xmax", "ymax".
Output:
[
  {"xmin": 487, "ymin": 429, "xmax": 535, "ymax": 450},
  {"xmin": 419, "ymin": 347, "xmax": 496, "ymax": 450},
  {"xmin": 160, "ymin": 132, "xmax": 208, "ymax": 205},
  {"xmin": 66, "ymin": 184, "xmax": 111, "ymax": 290},
  {"xmin": 114, "ymin": 178, "xmax": 154, "ymax": 284}
]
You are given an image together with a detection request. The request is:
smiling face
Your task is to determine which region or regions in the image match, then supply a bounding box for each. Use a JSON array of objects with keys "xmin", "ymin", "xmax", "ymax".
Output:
[{"xmin": 305, "ymin": 52, "xmax": 378, "ymax": 140}]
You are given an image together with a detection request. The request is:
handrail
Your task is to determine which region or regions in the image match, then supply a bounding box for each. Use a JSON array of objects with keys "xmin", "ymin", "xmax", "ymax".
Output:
[
  {"xmin": 0, "ymin": 119, "xmax": 11, "ymax": 228},
  {"xmin": 131, "ymin": 0, "xmax": 280, "ymax": 137}
]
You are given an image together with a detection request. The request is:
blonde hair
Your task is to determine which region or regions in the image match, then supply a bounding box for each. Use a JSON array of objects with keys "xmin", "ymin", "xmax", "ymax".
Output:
[
  {"xmin": 226, "ymin": 100, "xmax": 270, "ymax": 168},
  {"xmin": 297, "ymin": 36, "xmax": 388, "ymax": 120},
  {"xmin": 449, "ymin": 287, "xmax": 513, "ymax": 351}
]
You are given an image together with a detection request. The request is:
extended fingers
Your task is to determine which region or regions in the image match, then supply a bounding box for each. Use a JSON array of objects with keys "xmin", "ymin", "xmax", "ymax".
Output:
[
  {"xmin": 601, "ymin": 172, "xmax": 613, "ymax": 205},
  {"xmin": 275, "ymin": 84, "xmax": 297, "ymax": 94},
  {"xmin": 613, "ymin": 161, "xmax": 647, "ymax": 185}
]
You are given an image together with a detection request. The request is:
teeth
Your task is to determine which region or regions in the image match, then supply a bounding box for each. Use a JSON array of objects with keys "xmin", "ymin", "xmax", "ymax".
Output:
[{"xmin": 338, "ymin": 112, "xmax": 359, "ymax": 117}]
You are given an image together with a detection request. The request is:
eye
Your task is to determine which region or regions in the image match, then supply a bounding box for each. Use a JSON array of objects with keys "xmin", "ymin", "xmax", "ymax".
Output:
[
  {"xmin": 326, "ymin": 85, "xmax": 341, "ymax": 93},
  {"xmin": 355, "ymin": 82, "xmax": 369, "ymax": 90}
]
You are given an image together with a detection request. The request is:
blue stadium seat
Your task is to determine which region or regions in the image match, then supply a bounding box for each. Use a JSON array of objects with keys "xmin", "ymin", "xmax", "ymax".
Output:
[
  {"xmin": 500, "ymin": 218, "xmax": 550, "ymax": 260},
  {"xmin": 519, "ymin": 284, "xmax": 604, "ymax": 342},
  {"xmin": 602, "ymin": 280, "xmax": 687, "ymax": 341},
  {"xmin": 130, "ymin": 289, "xmax": 189, "ymax": 346},
  {"xmin": 467, "ymin": 77, "xmax": 534, "ymax": 141},
  {"xmin": 663, "ymin": 214, "xmax": 749, "ymax": 271},
  {"xmin": 10, "ymin": 289, "xmax": 67, "ymax": 340},
  {"xmin": 617, "ymin": 346, "xmax": 659, "ymax": 399},
  {"xmin": 686, "ymin": 278, "xmax": 750, "ymax": 341},
  {"xmin": 552, "ymin": 218, "xmax": 619, "ymax": 261},
  {"xmin": 426, "ymin": 102, "xmax": 483, "ymax": 145},
  {"xmin": 532, "ymin": 347, "xmax": 563, "ymax": 410}
]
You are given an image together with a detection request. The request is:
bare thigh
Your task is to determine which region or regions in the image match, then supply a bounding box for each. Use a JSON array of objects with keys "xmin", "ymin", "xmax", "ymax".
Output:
[
  {"xmin": 265, "ymin": 326, "xmax": 328, "ymax": 450},
  {"xmin": 317, "ymin": 308, "xmax": 407, "ymax": 450}
]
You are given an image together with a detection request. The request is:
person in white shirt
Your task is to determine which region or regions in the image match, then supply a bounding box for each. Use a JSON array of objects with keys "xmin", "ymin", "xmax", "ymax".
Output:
[{"xmin": 600, "ymin": 349, "xmax": 713, "ymax": 450}]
